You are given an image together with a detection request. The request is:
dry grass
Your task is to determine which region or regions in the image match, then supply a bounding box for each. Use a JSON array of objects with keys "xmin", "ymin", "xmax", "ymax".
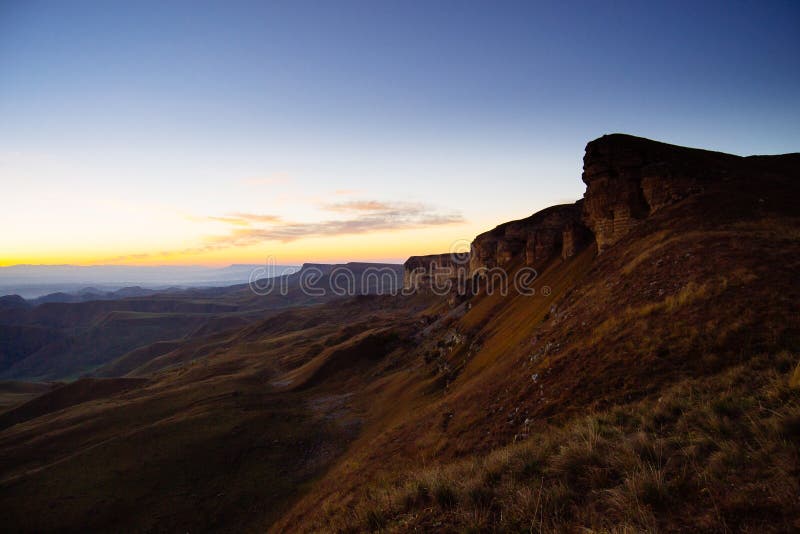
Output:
[
  {"xmin": 622, "ymin": 218, "xmax": 800, "ymax": 277},
  {"xmin": 730, "ymin": 216, "xmax": 800, "ymax": 242},
  {"xmin": 330, "ymin": 351, "xmax": 800, "ymax": 533},
  {"xmin": 590, "ymin": 272, "xmax": 755, "ymax": 348}
]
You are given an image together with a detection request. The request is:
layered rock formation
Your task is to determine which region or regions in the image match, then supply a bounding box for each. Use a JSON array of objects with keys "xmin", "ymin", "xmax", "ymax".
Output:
[
  {"xmin": 405, "ymin": 133, "xmax": 798, "ymax": 287},
  {"xmin": 581, "ymin": 133, "xmax": 744, "ymax": 250},
  {"xmin": 469, "ymin": 202, "xmax": 589, "ymax": 276},
  {"xmin": 404, "ymin": 203, "xmax": 592, "ymax": 291},
  {"xmin": 403, "ymin": 253, "xmax": 468, "ymax": 292}
]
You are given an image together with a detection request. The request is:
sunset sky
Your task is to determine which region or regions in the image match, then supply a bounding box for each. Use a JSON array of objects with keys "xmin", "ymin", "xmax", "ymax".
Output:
[{"xmin": 1, "ymin": 1, "xmax": 798, "ymax": 266}]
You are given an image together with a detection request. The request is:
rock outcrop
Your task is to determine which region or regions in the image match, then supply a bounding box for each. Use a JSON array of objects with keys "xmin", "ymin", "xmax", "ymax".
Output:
[
  {"xmin": 581, "ymin": 133, "xmax": 745, "ymax": 250},
  {"xmin": 406, "ymin": 133, "xmax": 799, "ymax": 290},
  {"xmin": 403, "ymin": 254, "xmax": 468, "ymax": 292},
  {"xmin": 403, "ymin": 202, "xmax": 591, "ymax": 292},
  {"xmin": 469, "ymin": 202, "xmax": 588, "ymax": 276}
]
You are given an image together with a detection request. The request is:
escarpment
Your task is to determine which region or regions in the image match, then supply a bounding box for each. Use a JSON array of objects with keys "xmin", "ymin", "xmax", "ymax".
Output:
[
  {"xmin": 581, "ymin": 133, "xmax": 755, "ymax": 250},
  {"xmin": 403, "ymin": 253, "xmax": 468, "ymax": 291},
  {"xmin": 403, "ymin": 203, "xmax": 591, "ymax": 292},
  {"xmin": 468, "ymin": 202, "xmax": 590, "ymax": 276},
  {"xmin": 404, "ymin": 133, "xmax": 799, "ymax": 287}
]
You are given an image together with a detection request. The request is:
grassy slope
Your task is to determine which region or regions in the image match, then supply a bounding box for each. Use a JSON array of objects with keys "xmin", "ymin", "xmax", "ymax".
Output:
[
  {"xmin": 273, "ymin": 173, "xmax": 800, "ymax": 532},
  {"xmin": 332, "ymin": 352, "xmax": 800, "ymax": 532},
  {"xmin": 0, "ymin": 264, "xmax": 405, "ymax": 381},
  {"xmin": 0, "ymin": 311, "xmax": 212, "ymax": 380},
  {"xmin": 0, "ymin": 331, "xmax": 352, "ymax": 531},
  {"xmin": 0, "ymin": 295, "xmax": 432, "ymax": 532},
  {"xmin": 0, "ymin": 380, "xmax": 55, "ymax": 411}
]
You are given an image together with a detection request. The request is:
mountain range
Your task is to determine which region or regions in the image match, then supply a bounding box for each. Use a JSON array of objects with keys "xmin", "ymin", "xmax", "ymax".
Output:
[{"xmin": 0, "ymin": 264, "xmax": 299, "ymax": 299}]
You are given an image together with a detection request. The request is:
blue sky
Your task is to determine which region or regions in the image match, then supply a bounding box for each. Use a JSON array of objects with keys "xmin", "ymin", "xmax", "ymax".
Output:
[{"xmin": 1, "ymin": 0, "xmax": 798, "ymax": 265}]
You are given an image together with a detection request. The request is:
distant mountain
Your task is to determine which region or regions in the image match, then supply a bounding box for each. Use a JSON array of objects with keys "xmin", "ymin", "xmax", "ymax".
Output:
[
  {"xmin": 0, "ymin": 262, "xmax": 402, "ymax": 380},
  {"xmin": 0, "ymin": 295, "xmax": 29, "ymax": 312},
  {"xmin": 30, "ymin": 286, "xmax": 166, "ymax": 305},
  {"xmin": 0, "ymin": 264, "xmax": 299, "ymax": 298}
]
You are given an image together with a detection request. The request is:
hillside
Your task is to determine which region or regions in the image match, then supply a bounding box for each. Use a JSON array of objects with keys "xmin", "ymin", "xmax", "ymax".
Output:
[
  {"xmin": 278, "ymin": 135, "xmax": 800, "ymax": 532},
  {"xmin": 0, "ymin": 134, "xmax": 798, "ymax": 532},
  {"xmin": 0, "ymin": 263, "xmax": 403, "ymax": 380}
]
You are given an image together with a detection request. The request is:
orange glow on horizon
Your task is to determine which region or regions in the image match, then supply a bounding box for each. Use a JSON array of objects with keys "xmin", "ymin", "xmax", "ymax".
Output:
[{"xmin": 0, "ymin": 222, "xmax": 486, "ymax": 267}]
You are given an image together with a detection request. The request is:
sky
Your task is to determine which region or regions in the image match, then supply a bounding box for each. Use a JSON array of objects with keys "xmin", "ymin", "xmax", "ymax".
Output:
[{"xmin": 1, "ymin": 0, "xmax": 798, "ymax": 266}]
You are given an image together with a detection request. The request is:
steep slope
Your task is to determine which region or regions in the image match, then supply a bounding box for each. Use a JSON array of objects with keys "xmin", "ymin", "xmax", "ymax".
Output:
[
  {"xmin": 469, "ymin": 201, "xmax": 588, "ymax": 273},
  {"xmin": 272, "ymin": 135, "xmax": 800, "ymax": 532}
]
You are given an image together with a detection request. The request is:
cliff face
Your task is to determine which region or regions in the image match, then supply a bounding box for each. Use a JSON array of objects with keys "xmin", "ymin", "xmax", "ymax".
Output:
[
  {"xmin": 469, "ymin": 202, "xmax": 589, "ymax": 276},
  {"xmin": 403, "ymin": 254, "xmax": 468, "ymax": 292},
  {"xmin": 407, "ymin": 133, "xmax": 799, "ymax": 283},
  {"xmin": 581, "ymin": 133, "xmax": 745, "ymax": 250},
  {"xmin": 405, "ymin": 203, "xmax": 592, "ymax": 287}
]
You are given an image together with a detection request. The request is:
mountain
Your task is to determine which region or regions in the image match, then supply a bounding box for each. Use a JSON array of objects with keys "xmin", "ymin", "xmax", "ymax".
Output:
[
  {"xmin": 0, "ymin": 295, "xmax": 29, "ymax": 312},
  {"xmin": 0, "ymin": 263, "xmax": 403, "ymax": 380},
  {"xmin": 0, "ymin": 134, "xmax": 798, "ymax": 532},
  {"xmin": 0, "ymin": 264, "xmax": 299, "ymax": 299},
  {"xmin": 28, "ymin": 286, "xmax": 164, "ymax": 305}
]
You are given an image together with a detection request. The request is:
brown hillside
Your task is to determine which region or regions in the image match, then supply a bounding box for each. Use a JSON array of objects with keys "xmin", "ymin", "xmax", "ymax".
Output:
[
  {"xmin": 0, "ymin": 377, "xmax": 147, "ymax": 431},
  {"xmin": 273, "ymin": 135, "xmax": 800, "ymax": 532}
]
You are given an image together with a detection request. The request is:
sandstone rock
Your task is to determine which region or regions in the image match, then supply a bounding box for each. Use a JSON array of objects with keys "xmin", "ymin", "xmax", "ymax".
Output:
[
  {"xmin": 581, "ymin": 133, "xmax": 743, "ymax": 251},
  {"xmin": 403, "ymin": 253, "xmax": 468, "ymax": 292},
  {"xmin": 406, "ymin": 133, "xmax": 798, "ymax": 288},
  {"xmin": 469, "ymin": 202, "xmax": 588, "ymax": 276}
]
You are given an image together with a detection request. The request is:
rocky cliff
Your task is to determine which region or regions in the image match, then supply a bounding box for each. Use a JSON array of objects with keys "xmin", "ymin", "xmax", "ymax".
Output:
[
  {"xmin": 581, "ymin": 133, "xmax": 748, "ymax": 250},
  {"xmin": 403, "ymin": 253, "xmax": 468, "ymax": 292},
  {"xmin": 406, "ymin": 133, "xmax": 799, "ymax": 284},
  {"xmin": 403, "ymin": 203, "xmax": 591, "ymax": 291},
  {"xmin": 468, "ymin": 202, "xmax": 590, "ymax": 276}
]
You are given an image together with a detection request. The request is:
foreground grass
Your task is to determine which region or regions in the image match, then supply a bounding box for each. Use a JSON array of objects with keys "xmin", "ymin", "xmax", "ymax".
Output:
[{"xmin": 325, "ymin": 351, "xmax": 800, "ymax": 532}]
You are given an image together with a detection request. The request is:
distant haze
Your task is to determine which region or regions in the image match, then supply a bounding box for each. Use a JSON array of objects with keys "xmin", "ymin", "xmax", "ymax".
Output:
[{"xmin": 0, "ymin": 264, "xmax": 299, "ymax": 298}]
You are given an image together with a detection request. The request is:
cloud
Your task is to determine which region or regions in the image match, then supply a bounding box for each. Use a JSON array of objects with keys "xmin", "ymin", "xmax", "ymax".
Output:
[
  {"xmin": 208, "ymin": 200, "xmax": 464, "ymax": 244},
  {"xmin": 206, "ymin": 213, "xmax": 283, "ymax": 226},
  {"xmin": 232, "ymin": 213, "xmax": 283, "ymax": 223},
  {"xmin": 322, "ymin": 200, "xmax": 403, "ymax": 212},
  {"xmin": 207, "ymin": 215, "xmax": 251, "ymax": 226},
  {"xmin": 103, "ymin": 200, "xmax": 463, "ymax": 262}
]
